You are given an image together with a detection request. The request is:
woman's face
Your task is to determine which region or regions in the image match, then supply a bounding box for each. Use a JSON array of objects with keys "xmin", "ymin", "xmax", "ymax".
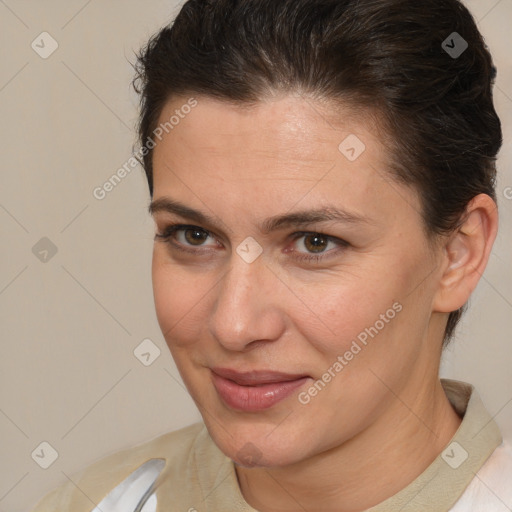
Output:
[{"xmin": 150, "ymin": 94, "xmax": 445, "ymax": 467}]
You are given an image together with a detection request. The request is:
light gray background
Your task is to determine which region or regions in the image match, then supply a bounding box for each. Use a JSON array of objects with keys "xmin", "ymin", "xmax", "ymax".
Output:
[{"xmin": 0, "ymin": 1, "xmax": 510, "ymax": 511}]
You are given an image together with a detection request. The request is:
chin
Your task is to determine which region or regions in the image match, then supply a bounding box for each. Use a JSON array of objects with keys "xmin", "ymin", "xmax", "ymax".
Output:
[{"xmin": 202, "ymin": 415, "xmax": 313, "ymax": 469}]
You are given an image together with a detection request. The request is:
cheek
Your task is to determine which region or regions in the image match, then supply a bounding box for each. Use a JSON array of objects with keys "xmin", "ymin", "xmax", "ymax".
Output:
[
  {"xmin": 291, "ymin": 271, "xmax": 399, "ymax": 357},
  {"xmin": 292, "ymin": 246, "xmax": 432, "ymax": 368},
  {"xmin": 152, "ymin": 251, "xmax": 211, "ymax": 347}
]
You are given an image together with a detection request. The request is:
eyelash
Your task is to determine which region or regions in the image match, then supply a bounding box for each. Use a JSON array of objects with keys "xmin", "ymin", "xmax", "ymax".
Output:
[{"xmin": 154, "ymin": 224, "xmax": 349, "ymax": 263}]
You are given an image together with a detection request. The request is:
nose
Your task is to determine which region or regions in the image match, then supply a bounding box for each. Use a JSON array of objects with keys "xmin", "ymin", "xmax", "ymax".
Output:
[{"xmin": 208, "ymin": 252, "xmax": 286, "ymax": 352}]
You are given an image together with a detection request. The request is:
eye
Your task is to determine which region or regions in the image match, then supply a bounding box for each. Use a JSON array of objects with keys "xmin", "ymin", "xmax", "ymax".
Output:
[
  {"xmin": 296, "ymin": 233, "xmax": 336, "ymax": 253},
  {"xmin": 155, "ymin": 224, "xmax": 219, "ymax": 250},
  {"xmin": 176, "ymin": 227, "xmax": 213, "ymax": 246},
  {"xmin": 289, "ymin": 232, "xmax": 348, "ymax": 262}
]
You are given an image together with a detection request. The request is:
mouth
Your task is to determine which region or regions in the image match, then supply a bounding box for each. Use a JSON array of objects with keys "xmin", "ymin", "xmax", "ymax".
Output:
[{"xmin": 210, "ymin": 367, "xmax": 311, "ymax": 412}]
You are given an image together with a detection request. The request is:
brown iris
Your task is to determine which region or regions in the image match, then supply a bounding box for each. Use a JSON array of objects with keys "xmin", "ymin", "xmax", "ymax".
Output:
[
  {"xmin": 303, "ymin": 234, "xmax": 328, "ymax": 253},
  {"xmin": 184, "ymin": 228, "xmax": 209, "ymax": 245}
]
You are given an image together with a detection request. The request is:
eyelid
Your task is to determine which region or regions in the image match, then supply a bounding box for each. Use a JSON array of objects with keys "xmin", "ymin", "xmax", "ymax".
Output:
[
  {"xmin": 155, "ymin": 224, "xmax": 218, "ymax": 249},
  {"xmin": 289, "ymin": 230, "xmax": 347, "ymax": 242}
]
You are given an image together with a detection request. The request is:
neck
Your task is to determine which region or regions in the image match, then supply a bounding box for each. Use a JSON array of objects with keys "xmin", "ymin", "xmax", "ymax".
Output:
[{"xmin": 235, "ymin": 377, "xmax": 462, "ymax": 512}]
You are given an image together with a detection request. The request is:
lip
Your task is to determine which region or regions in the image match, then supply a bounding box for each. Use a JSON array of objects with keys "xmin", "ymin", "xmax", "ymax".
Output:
[{"xmin": 211, "ymin": 367, "xmax": 311, "ymax": 412}]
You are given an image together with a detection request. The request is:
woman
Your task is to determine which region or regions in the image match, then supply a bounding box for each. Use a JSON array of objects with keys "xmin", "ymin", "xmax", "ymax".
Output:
[{"xmin": 32, "ymin": 0, "xmax": 512, "ymax": 510}]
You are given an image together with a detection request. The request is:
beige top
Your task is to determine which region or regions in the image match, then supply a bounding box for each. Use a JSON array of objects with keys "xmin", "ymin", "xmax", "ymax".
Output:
[{"xmin": 31, "ymin": 379, "xmax": 508, "ymax": 512}]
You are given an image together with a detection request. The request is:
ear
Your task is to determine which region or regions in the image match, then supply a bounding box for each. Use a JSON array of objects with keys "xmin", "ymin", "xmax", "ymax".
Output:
[{"xmin": 432, "ymin": 194, "xmax": 498, "ymax": 313}]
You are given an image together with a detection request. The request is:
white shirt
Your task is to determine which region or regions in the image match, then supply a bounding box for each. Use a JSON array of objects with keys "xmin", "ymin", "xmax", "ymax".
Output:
[{"xmin": 450, "ymin": 439, "xmax": 512, "ymax": 511}]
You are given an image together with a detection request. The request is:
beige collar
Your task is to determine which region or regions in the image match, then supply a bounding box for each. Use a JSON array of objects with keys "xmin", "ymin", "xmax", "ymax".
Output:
[{"xmin": 366, "ymin": 379, "xmax": 502, "ymax": 511}]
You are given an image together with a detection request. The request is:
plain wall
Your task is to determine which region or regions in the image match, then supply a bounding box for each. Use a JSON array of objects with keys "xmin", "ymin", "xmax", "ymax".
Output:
[{"xmin": 0, "ymin": 1, "xmax": 510, "ymax": 510}]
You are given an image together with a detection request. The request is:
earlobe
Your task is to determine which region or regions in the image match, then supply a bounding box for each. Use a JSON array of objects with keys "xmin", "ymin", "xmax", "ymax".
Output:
[{"xmin": 433, "ymin": 194, "xmax": 498, "ymax": 313}]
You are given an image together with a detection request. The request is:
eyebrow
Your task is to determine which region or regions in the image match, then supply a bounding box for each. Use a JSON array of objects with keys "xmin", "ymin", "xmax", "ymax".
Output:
[{"xmin": 148, "ymin": 197, "xmax": 373, "ymax": 234}]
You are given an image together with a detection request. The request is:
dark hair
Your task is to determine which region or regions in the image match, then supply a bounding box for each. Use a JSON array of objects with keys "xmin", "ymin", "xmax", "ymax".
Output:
[{"xmin": 132, "ymin": 0, "xmax": 502, "ymax": 346}]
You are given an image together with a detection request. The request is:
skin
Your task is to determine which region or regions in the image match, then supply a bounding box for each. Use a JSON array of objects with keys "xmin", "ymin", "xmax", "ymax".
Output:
[{"xmin": 149, "ymin": 94, "xmax": 498, "ymax": 512}]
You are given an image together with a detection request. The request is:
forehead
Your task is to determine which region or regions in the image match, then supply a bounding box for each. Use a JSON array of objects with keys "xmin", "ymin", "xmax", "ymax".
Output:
[
  {"xmin": 154, "ymin": 94, "xmax": 374, "ymax": 163},
  {"xmin": 151, "ymin": 94, "xmax": 421, "ymax": 227}
]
